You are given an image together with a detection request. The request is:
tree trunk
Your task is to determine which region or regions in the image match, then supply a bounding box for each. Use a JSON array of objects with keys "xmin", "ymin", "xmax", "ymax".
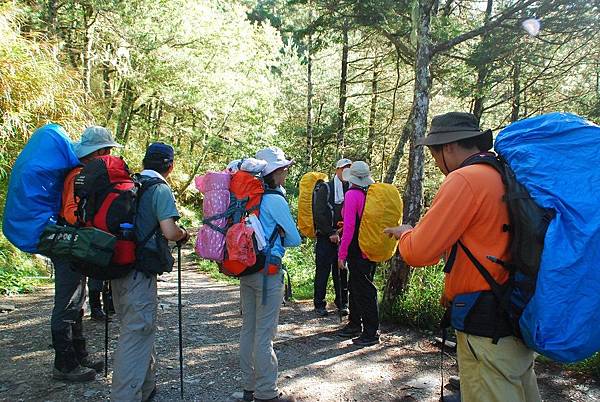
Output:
[
  {"xmin": 306, "ymin": 15, "xmax": 314, "ymax": 169},
  {"xmin": 367, "ymin": 59, "xmax": 379, "ymax": 164},
  {"xmin": 511, "ymin": 58, "xmax": 521, "ymax": 122},
  {"xmin": 153, "ymin": 101, "xmax": 163, "ymax": 138},
  {"xmin": 116, "ymin": 81, "xmax": 135, "ymax": 142},
  {"xmin": 336, "ymin": 21, "xmax": 349, "ymax": 159},
  {"xmin": 46, "ymin": 0, "xmax": 58, "ymax": 37},
  {"xmin": 472, "ymin": 0, "xmax": 494, "ymax": 121},
  {"xmin": 81, "ymin": 6, "xmax": 95, "ymax": 97},
  {"xmin": 382, "ymin": 0, "xmax": 435, "ymax": 315}
]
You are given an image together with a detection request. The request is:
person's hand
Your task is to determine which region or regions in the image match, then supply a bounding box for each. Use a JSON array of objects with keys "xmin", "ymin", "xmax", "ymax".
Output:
[
  {"xmin": 383, "ymin": 224, "xmax": 413, "ymax": 239},
  {"xmin": 329, "ymin": 234, "xmax": 340, "ymax": 244},
  {"xmin": 337, "ymin": 259, "xmax": 347, "ymax": 271},
  {"xmin": 177, "ymin": 227, "xmax": 190, "ymax": 245}
]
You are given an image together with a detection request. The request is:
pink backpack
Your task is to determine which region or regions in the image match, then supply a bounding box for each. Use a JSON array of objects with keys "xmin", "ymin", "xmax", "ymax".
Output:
[{"xmin": 195, "ymin": 171, "xmax": 231, "ymax": 261}]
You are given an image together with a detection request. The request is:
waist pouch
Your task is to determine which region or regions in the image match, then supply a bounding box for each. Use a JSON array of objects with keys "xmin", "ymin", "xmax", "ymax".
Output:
[
  {"xmin": 239, "ymin": 254, "xmax": 282, "ymax": 277},
  {"xmin": 38, "ymin": 224, "xmax": 116, "ymax": 267},
  {"xmin": 450, "ymin": 291, "xmax": 513, "ymax": 339},
  {"xmin": 135, "ymin": 232, "xmax": 174, "ymax": 275}
]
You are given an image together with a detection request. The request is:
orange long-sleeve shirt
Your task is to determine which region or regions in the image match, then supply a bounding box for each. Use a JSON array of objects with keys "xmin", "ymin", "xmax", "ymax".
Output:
[
  {"xmin": 398, "ymin": 164, "xmax": 510, "ymax": 304},
  {"xmin": 60, "ymin": 167, "xmax": 82, "ymax": 225}
]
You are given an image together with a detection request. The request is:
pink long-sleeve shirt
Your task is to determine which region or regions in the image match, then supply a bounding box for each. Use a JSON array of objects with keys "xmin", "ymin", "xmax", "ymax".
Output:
[{"xmin": 338, "ymin": 187, "xmax": 367, "ymax": 261}]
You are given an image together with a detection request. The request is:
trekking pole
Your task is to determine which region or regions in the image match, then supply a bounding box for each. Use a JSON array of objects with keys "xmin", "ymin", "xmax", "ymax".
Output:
[
  {"xmin": 177, "ymin": 243, "xmax": 184, "ymax": 399},
  {"xmin": 103, "ymin": 280, "xmax": 109, "ymax": 378},
  {"xmin": 333, "ymin": 262, "xmax": 343, "ymax": 323}
]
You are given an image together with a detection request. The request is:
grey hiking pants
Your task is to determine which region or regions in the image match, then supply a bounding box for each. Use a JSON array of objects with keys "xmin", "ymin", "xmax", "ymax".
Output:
[
  {"xmin": 239, "ymin": 270, "xmax": 285, "ymax": 400},
  {"xmin": 111, "ymin": 270, "xmax": 157, "ymax": 402},
  {"xmin": 51, "ymin": 258, "xmax": 87, "ymax": 353}
]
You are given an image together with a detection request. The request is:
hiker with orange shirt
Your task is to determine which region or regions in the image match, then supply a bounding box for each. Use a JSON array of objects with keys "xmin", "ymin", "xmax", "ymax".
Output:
[
  {"xmin": 384, "ymin": 113, "xmax": 540, "ymax": 402},
  {"xmin": 51, "ymin": 126, "xmax": 122, "ymax": 382}
]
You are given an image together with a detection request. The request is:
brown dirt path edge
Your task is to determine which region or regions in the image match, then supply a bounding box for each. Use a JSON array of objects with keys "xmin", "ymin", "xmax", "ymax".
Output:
[{"xmin": 0, "ymin": 245, "xmax": 598, "ymax": 402}]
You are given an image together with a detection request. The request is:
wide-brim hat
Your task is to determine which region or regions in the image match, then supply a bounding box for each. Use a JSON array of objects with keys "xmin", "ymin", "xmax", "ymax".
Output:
[
  {"xmin": 416, "ymin": 112, "xmax": 493, "ymax": 147},
  {"xmin": 74, "ymin": 126, "xmax": 122, "ymax": 158},
  {"xmin": 342, "ymin": 161, "xmax": 374, "ymax": 187},
  {"xmin": 256, "ymin": 146, "xmax": 294, "ymax": 176}
]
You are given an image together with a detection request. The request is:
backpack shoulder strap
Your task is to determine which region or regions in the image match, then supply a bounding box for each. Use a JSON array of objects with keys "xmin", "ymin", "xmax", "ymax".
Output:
[
  {"xmin": 135, "ymin": 176, "xmax": 167, "ymax": 248},
  {"xmin": 459, "ymin": 152, "xmax": 505, "ymax": 178},
  {"xmin": 263, "ymin": 188, "xmax": 286, "ymax": 200}
]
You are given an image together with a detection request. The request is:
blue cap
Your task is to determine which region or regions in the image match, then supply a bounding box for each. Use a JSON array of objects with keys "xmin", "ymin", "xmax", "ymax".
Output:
[{"xmin": 144, "ymin": 142, "xmax": 174, "ymax": 163}]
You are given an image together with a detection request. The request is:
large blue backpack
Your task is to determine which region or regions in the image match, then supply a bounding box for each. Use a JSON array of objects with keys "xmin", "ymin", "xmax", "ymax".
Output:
[
  {"xmin": 493, "ymin": 113, "xmax": 600, "ymax": 362},
  {"xmin": 2, "ymin": 124, "xmax": 80, "ymax": 253}
]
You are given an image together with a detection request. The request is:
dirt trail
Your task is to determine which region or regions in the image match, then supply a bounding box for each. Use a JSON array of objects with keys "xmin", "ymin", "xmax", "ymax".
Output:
[{"xmin": 0, "ymin": 246, "xmax": 598, "ymax": 401}]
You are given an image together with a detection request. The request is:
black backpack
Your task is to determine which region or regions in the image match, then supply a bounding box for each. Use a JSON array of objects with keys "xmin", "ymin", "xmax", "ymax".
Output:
[{"xmin": 445, "ymin": 152, "xmax": 555, "ymax": 338}]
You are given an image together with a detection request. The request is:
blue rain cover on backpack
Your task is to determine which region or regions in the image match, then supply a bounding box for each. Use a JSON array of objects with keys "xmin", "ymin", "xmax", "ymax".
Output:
[
  {"xmin": 2, "ymin": 124, "xmax": 80, "ymax": 253},
  {"xmin": 495, "ymin": 112, "xmax": 600, "ymax": 362}
]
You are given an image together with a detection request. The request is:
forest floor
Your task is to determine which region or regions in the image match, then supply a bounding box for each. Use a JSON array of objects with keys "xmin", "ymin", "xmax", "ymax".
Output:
[{"xmin": 0, "ymin": 244, "xmax": 599, "ymax": 402}]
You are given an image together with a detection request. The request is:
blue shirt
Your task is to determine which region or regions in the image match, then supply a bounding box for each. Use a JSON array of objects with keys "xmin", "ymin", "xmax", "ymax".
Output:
[
  {"xmin": 136, "ymin": 173, "xmax": 180, "ymax": 247},
  {"xmin": 259, "ymin": 190, "xmax": 301, "ymax": 258}
]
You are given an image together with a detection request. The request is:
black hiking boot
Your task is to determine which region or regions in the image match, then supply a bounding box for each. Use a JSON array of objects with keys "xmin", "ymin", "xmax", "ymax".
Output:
[
  {"xmin": 242, "ymin": 390, "xmax": 254, "ymax": 401},
  {"xmin": 337, "ymin": 323, "xmax": 362, "ymax": 338},
  {"xmin": 314, "ymin": 307, "xmax": 328, "ymax": 317},
  {"xmin": 73, "ymin": 338, "xmax": 104, "ymax": 372},
  {"xmin": 90, "ymin": 307, "xmax": 109, "ymax": 321},
  {"xmin": 352, "ymin": 334, "xmax": 380, "ymax": 347},
  {"xmin": 448, "ymin": 375, "xmax": 460, "ymax": 391},
  {"xmin": 52, "ymin": 350, "xmax": 96, "ymax": 382},
  {"xmin": 89, "ymin": 290, "xmax": 108, "ymax": 321},
  {"xmin": 338, "ymin": 307, "xmax": 349, "ymax": 317}
]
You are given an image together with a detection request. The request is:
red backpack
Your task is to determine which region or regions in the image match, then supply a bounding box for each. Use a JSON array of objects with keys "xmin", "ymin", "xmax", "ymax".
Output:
[
  {"xmin": 218, "ymin": 171, "xmax": 284, "ymax": 277},
  {"xmin": 73, "ymin": 155, "xmax": 138, "ymax": 278}
]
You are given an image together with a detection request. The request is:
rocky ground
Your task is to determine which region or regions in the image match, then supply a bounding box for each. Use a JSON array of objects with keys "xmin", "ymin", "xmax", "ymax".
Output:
[{"xmin": 0, "ymin": 245, "xmax": 598, "ymax": 401}]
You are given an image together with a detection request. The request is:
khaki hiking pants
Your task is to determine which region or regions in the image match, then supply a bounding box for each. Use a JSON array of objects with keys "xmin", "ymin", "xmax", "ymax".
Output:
[
  {"xmin": 111, "ymin": 270, "xmax": 158, "ymax": 402},
  {"xmin": 456, "ymin": 331, "xmax": 541, "ymax": 402},
  {"xmin": 239, "ymin": 270, "xmax": 285, "ymax": 400}
]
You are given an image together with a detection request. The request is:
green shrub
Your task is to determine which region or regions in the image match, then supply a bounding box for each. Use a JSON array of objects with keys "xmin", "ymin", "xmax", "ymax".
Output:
[
  {"xmin": 390, "ymin": 263, "xmax": 445, "ymax": 330},
  {"xmin": 569, "ymin": 353, "xmax": 600, "ymax": 380},
  {"xmin": 0, "ymin": 235, "xmax": 50, "ymax": 295}
]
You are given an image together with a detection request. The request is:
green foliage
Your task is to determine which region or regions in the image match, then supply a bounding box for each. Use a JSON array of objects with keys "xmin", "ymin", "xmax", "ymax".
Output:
[
  {"xmin": 282, "ymin": 240, "xmax": 315, "ymax": 300},
  {"xmin": 570, "ymin": 353, "xmax": 600, "ymax": 380},
  {"xmin": 389, "ymin": 263, "xmax": 445, "ymax": 330},
  {"xmin": 0, "ymin": 235, "xmax": 50, "ymax": 295},
  {"xmin": 193, "ymin": 239, "xmax": 316, "ymax": 301}
]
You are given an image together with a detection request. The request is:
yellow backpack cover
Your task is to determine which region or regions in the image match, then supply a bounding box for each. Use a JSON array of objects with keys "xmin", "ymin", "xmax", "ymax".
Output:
[
  {"xmin": 298, "ymin": 172, "xmax": 328, "ymax": 238},
  {"xmin": 359, "ymin": 183, "xmax": 403, "ymax": 262}
]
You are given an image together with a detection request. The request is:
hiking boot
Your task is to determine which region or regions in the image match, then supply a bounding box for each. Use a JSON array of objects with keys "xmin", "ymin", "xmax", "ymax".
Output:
[
  {"xmin": 90, "ymin": 307, "xmax": 109, "ymax": 321},
  {"xmin": 79, "ymin": 355, "xmax": 104, "ymax": 372},
  {"xmin": 72, "ymin": 338, "xmax": 103, "ymax": 372},
  {"xmin": 448, "ymin": 375, "xmax": 460, "ymax": 391},
  {"xmin": 314, "ymin": 307, "xmax": 328, "ymax": 317},
  {"xmin": 242, "ymin": 390, "xmax": 254, "ymax": 401},
  {"xmin": 337, "ymin": 323, "xmax": 362, "ymax": 338},
  {"xmin": 52, "ymin": 365, "xmax": 96, "ymax": 382},
  {"xmin": 338, "ymin": 307, "xmax": 349, "ymax": 317},
  {"xmin": 352, "ymin": 334, "xmax": 380, "ymax": 347},
  {"xmin": 254, "ymin": 393, "xmax": 296, "ymax": 402}
]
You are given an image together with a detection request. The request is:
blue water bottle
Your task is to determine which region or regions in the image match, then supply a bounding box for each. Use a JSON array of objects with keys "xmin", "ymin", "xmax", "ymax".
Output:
[
  {"xmin": 119, "ymin": 223, "xmax": 135, "ymax": 241},
  {"xmin": 115, "ymin": 222, "xmax": 136, "ymax": 265}
]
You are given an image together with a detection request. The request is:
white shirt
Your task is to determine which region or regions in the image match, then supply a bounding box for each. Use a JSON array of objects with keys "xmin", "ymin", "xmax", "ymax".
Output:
[{"xmin": 334, "ymin": 175, "xmax": 344, "ymax": 204}]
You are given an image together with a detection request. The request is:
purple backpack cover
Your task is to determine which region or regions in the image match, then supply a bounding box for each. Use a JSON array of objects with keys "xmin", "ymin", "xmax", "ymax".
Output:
[{"xmin": 195, "ymin": 171, "xmax": 231, "ymax": 261}]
